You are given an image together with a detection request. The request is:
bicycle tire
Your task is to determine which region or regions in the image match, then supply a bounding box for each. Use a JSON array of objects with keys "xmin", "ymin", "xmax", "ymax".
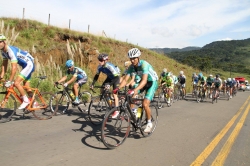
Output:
[
  {"xmin": 212, "ymin": 90, "xmax": 216, "ymax": 104},
  {"xmin": 32, "ymin": 92, "xmax": 58, "ymax": 120},
  {"xmin": 0, "ymin": 92, "xmax": 17, "ymax": 123},
  {"xmin": 51, "ymin": 91, "xmax": 70, "ymax": 115},
  {"xmin": 196, "ymin": 92, "xmax": 201, "ymax": 103},
  {"xmin": 77, "ymin": 91, "xmax": 92, "ymax": 113},
  {"xmin": 140, "ymin": 104, "xmax": 158, "ymax": 137},
  {"xmin": 157, "ymin": 92, "xmax": 165, "ymax": 109},
  {"xmin": 88, "ymin": 96, "xmax": 109, "ymax": 125},
  {"xmin": 101, "ymin": 107, "xmax": 130, "ymax": 149}
]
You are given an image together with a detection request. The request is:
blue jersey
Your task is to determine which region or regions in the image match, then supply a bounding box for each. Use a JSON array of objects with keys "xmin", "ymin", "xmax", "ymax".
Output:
[
  {"xmin": 67, "ymin": 67, "xmax": 87, "ymax": 80},
  {"xmin": 1, "ymin": 46, "xmax": 34, "ymax": 68},
  {"xmin": 96, "ymin": 62, "xmax": 120, "ymax": 79}
]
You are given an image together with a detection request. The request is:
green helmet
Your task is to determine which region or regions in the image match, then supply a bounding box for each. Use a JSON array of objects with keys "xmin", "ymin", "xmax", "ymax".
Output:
[{"xmin": 0, "ymin": 34, "xmax": 6, "ymax": 41}]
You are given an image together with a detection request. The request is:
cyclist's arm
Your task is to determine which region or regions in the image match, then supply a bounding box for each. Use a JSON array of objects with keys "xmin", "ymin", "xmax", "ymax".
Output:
[
  {"xmin": 57, "ymin": 76, "xmax": 67, "ymax": 83},
  {"xmin": 91, "ymin": 73, "xmax": 100, "ymax": 86},
  {"xmin": 119, "ymin": 74, "xmax": 130, "ymax": 88},
  {"xmin": 0, "ymin": 59, "xmax": 8, "ymax": 78},
  {"xmin": 126, "ymin": 75, "xmax": 135, "ymax": 86}
]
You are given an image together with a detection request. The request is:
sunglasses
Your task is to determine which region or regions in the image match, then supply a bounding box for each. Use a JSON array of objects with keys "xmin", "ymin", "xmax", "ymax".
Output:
[{"xmin": 99, "ymin": 60, "xmax": 104, "ymax": 62}]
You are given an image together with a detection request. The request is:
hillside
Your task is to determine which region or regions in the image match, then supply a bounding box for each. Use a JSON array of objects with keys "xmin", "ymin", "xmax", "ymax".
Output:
[
  {"xmin": 150, "ymin": 46, "xmax": 201, "ymax": 54},
  {"xmin": 166, "ymin": 38, "xmax": 250, "ymax": 74},
  {"xmin": 0, "ymin": 17, "xmax": 199, "ymax": 92}
]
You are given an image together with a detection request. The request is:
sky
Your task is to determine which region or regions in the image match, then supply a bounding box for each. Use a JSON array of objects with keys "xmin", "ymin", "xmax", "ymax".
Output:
[{"xmin": 1, "ymin": 0, "xmax": 250, "ymax": 48}]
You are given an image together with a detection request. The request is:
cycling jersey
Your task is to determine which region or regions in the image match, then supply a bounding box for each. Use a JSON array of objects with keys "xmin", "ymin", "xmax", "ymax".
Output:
[
  {"xmin": 126, "ymin": 60, "xmax": 158, "ymax": 82},
  {"xmin": 214, "ymin": 78, "xmax": 222, "ymax": 87},
  {"xmin": 226, "ymin": 81, "xmax": 233, "ymax": 88},
  {"xmin": 96, "ymin": 62, "xmax": 120, "ymax": 79},
  {"xmin": 1, "ymin": 45, "xmax": 35, "ymax": 80},
  {"xmin": 199, "ymin": 76, "xmax": 207, "ymax": 84},
  {"xmin": 163, "ymin": 77, "xmax": 174, "ymax": 89},
  {"xmin": 192, "ymin": 75, "xmax": 199, "ymax": 84},
  {"xmin": 67, "ymin": 67, "xmax": 87, "ymax": 81},
  {"xmin": 178, "ymin": 75, "xmax": 186, "ymax": 84},
  {"xmin": 206, "ymin": 77, "xmax": 214, "ymax": 86}
]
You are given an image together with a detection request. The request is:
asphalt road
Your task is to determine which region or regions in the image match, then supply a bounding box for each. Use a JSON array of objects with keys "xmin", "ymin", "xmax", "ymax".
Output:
[{"xmin": 0, "ymin": 91, "xmax": 249, "ymax": 166}]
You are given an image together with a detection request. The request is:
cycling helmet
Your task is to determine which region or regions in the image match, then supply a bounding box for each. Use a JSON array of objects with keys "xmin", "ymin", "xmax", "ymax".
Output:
[
  {"xmin": 124, "ymin": 61, "xmax": 131, "ymax": 67},
  {"xmin": 215, "ymin": 74, "xmax": 219, "ymax": 78},
  {"xmin": 0, "ymin": 34, "xmax": 6, "ymax": 41},
  {"xmin": 163, "ymin": 68, "xmax": 167, "ymax": 73},
  {"xmin": 209, "ymin": 74, "xmax": 213, "ymax": 77},
  {"xmin": 227, "ymin": 78, "xmax": 231, "ymax": 82},
  {"xmin": 193, "ymin": 72, "xmax": 196, "ymax": 76},
  {"xmin": 98, "ymin": 53, "xmax": 108, "ymax": 61},
  {"xmin": 198, "ymin": 72, "xmax": 203, "ymax": 78},
  {"xmin": 180, "ymin": 71, "xmax": 184, "ymax": 75},
  {"xmin": 128, "ymin": 48, "xmax": 141, "ymax": 58},
  {"xmin": 66, "ymin": 59, "xmax": 74, "ymax": 68}
]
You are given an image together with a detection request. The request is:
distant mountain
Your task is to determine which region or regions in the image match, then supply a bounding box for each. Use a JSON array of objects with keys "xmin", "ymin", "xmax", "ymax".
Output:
[
  {"xmin": 150, "ymin": 46, "xmax": 201, "ymax": 54},
  {"xmin": 165, "ymin": 38, "xmax": 250, "ymax": 74}
]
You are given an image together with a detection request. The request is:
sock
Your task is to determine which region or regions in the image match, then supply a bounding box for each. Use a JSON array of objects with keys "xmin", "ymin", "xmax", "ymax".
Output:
[
  {"xmin": 147, "ymin": 119, "xmax": 151, "ymax": 123},
  {"xmin": 75, "ymin": 97, "xmax": 79, "ymax": 101},
  {"xmin": 22, "ymin": 95, "xmax": 29, "ymax": 103}
]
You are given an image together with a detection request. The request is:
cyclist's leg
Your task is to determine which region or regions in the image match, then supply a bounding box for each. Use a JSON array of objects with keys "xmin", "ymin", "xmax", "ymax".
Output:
[{"xmin": 111, "ymin": 76, "xmax": 120, "ymax": 118}]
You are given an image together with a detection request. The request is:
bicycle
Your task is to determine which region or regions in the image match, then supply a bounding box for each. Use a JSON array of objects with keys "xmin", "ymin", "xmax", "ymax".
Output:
[
  {"xmin": 158, "ymin": 85, "xmax": 173, "ymax": 108},
  {"xmin": 101, "ymin": 89, "xmax": 158, "ymax": 149},
  {"xmin": 212, "ymin": 86, "xmax": 220, "ymax": 104},
  {"xmin": 88, "ymin": 83, "xmax": 117, "ymax": 125},
  {"xmin": 196, "ymin": 85, "xmax": 206, "ymax": 103},
  {"xmin": 176, "ymin": 83, "xmax": 185, "ymax": 100},
  {"xmin": 192, "ymin": 83, "xmax": 198, "ymax": 98},
  {"xmin": 51, "ymin": 83, "xmax": 92, "ymax": 114},
  {"xmin": 0, "ymin": 76, "xmax": 58, "ymax": 123}
]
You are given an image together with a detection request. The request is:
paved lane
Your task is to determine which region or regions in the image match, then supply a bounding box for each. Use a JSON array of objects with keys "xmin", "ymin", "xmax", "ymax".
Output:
[{"xmin": 0, "ymin": 91, "xmax": 249, "ymax": 166}]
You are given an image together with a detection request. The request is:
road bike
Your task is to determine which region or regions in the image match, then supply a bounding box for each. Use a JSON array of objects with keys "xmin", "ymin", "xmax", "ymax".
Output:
[
  {"xmin": 101, "ymin": 89, "xmax": 158, "ymax": 149},
  {"xmin": 212, "ymin": 86, "xmax": 220, "ymax": 104},
  {"xmin": 196, "ymin": 85, "xmax": 206, "ymax": 103},
  {"xmin": 51, "ymin": 83, "xmax": 92, "ymax": 114},
  {"xmin": 158, "ymin": 85, "xmax": 174, "ymax": 108},
  {"xmin": 0, "ymin": 76, "xmax": 58, "ymax": 123}
]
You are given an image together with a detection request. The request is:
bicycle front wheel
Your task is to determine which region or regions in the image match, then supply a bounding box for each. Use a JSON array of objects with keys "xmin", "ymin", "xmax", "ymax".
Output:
[
  {"xmin": 32, "ymin": 92, "xmax": 58, "ymax": 120},
  {"xmin": 88, "ymin": 96, "xmax": 110, "ymax": 125},
  {"xmin": 77, "ymin": 91, "xmax": 92, "ymax": 113},
  {"xmin": 101, "ymin": 108, "xmax": 131, "ymax": 149},
  {"xmin": 139, "ymin": 104, "xmax": 158, "ymax": 137},
  {"xmin": 157, "ymin": 92, "xmax": 165, "ymax": 109},
  {"xmin": 51, "ymin": 91, "xmax": 70, "ymax": 115},
  {"xmin": 0, "ymin": 92, "xmax": 17, "ymax": 123}
]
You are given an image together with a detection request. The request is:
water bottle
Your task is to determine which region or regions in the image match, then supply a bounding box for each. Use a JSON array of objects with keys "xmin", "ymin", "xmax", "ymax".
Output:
[
  {"xmin": 137, "ymin": 106, "xmax": 143, "ymax": 118},
  {"xmin": 69, "ymin": 91, "xmax": 75, "ymax": 100},
  {"xmin": 132, "ymin": 108, "xmax": 137, "ymax": 117}
]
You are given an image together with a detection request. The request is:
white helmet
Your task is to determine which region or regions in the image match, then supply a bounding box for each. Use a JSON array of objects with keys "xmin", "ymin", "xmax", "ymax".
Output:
[
  {"xmin": 209, "ymin": 74, "xmax": 213, "ymax": 77},
  {"xmin": 180, "ymin": 71, "xmax": 184, "ymax": 75},
  {"xmin": 227, "ymin": 78, "xmax": 231, "ymax": 81},
  {"xmin": 163, "ymin": 68, "xmax": 167, "ymax": 72},
  {"xmin": 128, "ymin": 48, "xmax": 141, "ymax": 58}
]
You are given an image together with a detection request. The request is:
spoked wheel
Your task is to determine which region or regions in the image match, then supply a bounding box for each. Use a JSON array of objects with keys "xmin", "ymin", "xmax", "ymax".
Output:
[
  {"xmin": 196, "ymin": 92, "xmax": 202, "ymax": 103},
  {"xmin": 157, "ymin": 92, "xmax": 165, "ymax": 109},
  {"xmin": 0, "ymin": 93, "xmax": 17, "ymax": 123},
  {"xmin": 139, "ymin": 104, "xmax": 158, "ymax": 137},
  {"xmin": 77, "ymin": 91, "xmax": 92, "ymax": 113},
  {"xmin": 50, "ymin": 91, "xmax": 69, "ymax": 115},
  {"xmin": 88, "ymin": 96, "xmax": 109, "ymax": 125},
  {"xmin": 32, "ymin": 92, "xmax": 58, "ymax": 120},
  {"xmin": 101, "ymin": 108, "xmax": 130, "ymax": 149}
]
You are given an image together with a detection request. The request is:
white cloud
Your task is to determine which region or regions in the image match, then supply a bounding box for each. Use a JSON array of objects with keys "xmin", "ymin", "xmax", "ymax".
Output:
[{"xmin": 217, "ymin": 38, "xmax": 233, "ymax": 41}]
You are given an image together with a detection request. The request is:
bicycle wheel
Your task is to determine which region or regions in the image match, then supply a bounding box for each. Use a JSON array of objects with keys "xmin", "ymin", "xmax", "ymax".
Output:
[
  {"xmin": 0, "ymin": 92, "xmax": 17, "ymax": 123},
  {"xmin": 101, "ymin": 107, "xmax": 130, "ymax": 149},
  {"xmin": 88, "ymin": 96, "xmax": 109, "ymax": 125},
  {"xmin": 51, "ymin": 91, "xmax": 70, "ymax": 115},
  {"xmin": 140, "ymin": 104, "xmax": 158, "ymax": 137},
  {"xmin": 32, "ymin": 92, "xmax": 58, "ymax": 120},
  {"xmin": 77, "ymin": 91, "xmax": 92, "ymax": 113},
  {"xmin": 157, "ymin": 92, "xmax": 165, "ymax": 109},
  {"xmin": 196, "ymin": 92, "xmax": 201, "ymax": 103},
  {"xmin": 212, "ymin": 90, "xmax": 216, "ymax": 104}
]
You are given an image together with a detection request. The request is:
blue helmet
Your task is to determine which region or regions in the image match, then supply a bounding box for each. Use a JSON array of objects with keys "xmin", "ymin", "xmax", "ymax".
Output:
[
  {"xmin": 66, "ymin": 59, "xmax": 74, "ymax": 68},
  {"xmin": 198, "ymin": 72, "xmax": 203, "ymax": 78}
]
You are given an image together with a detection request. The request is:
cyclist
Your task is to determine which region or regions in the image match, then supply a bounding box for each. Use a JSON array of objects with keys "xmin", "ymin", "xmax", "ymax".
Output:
[
  {"xmin": 191, "ymin": 73, "xmax": 199, "ymax": 96},
  {"xmin": 0, "ymin": 34, "xmax": 35, "ymax": 109},
  {"xmin": 90, "ymin": 53, "xmax": 120, "ymax": 118},
  {"xmin": 212, "ymin": 74, "xmax": 222, "ymax": 98},
  {"xmin": 159, "ymin": 68, "xmax": 168, "ymax": 84},
  {"xmin": 55, "ymin": 60, "xmax": 88, "ymax": 104},
  {"xmin": 113, "ymin": 48, "xmax": 158, "ymax": 133},
  {"xmin": 206, "ymin": 74, "xmax": 214, "ymax": 98},
  {"xmin": 120, "ymin": 61, "xmax": 131, "ymax": 83},
  {"xmin": 226, "ymin": 78, "xmax": 233, "ymax": 98},
  {"xmin": 178, "ymin": 71, "xmax": 186, "ymax": 98},
  {"xmin": 232, "ymin": 78, "xmax": 237, "ymax": 94},
  {"xmin": 161, "ymin": 72, "xmax": 174, "ymax": 104},
  {"xmin": 198, "ymin": 72, "xmax": 206, "ymax": 94}
]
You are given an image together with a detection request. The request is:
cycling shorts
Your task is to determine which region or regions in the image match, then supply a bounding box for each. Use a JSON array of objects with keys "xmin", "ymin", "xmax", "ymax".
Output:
[
  {"xmin": 76, "ymin": 77, "xmax": 88, "ymax": 86},
  {"xmin": 138, "ymin": 81, "xmax": 158, "ymax": 101},
  {"xmin": 102, "ymin": 76, "xmax": 120, "ymax": 89},
  {"xmin": 19, "ymin": 61, "xmax": 35, "ymax": 81}
]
